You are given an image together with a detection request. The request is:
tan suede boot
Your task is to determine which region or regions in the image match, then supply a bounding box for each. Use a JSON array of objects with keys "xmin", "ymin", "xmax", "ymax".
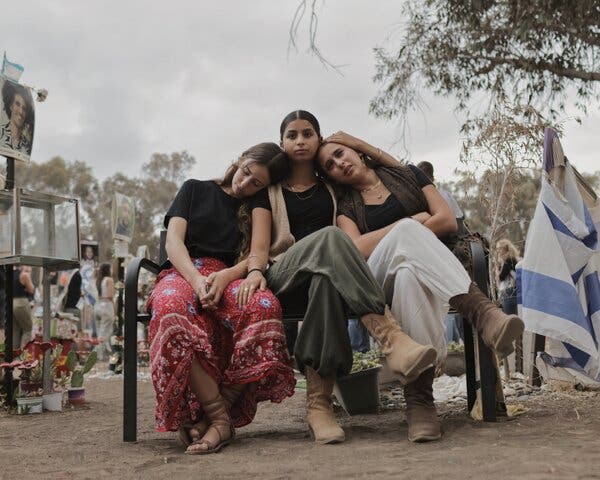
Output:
[
  {"xmin": 306, "ymin": 367, "xmax": 345, "ymax": 444},
  {"xmin": 450, "ymin": 282, "xmax": 524, "ymax": 357},
  {"xmin": 361, "ymin": 306, "xmax": 437, "ymax": 384},
  {"xmin": 404, "ymin": 367, "xmax": 442, "ymax": 443}
]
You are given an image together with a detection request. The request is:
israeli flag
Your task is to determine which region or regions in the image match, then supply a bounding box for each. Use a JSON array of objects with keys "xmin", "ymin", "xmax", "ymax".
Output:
[
  {"xmin": 1, "ymin": 52, "xmax": 24, "ymax": 82},
  {"xmin": 517, "ymin": 128, "xmax": 600, "ymax": 381}
]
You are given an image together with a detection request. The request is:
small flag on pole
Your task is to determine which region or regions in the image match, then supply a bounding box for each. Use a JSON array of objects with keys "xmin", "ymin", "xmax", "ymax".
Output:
[{"xmin": 1, "ymin": 52, "xmax": 24, "ymax": 82}]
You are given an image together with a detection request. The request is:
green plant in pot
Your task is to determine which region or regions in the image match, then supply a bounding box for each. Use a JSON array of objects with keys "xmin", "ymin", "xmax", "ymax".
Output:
[
  {"xmin": 66, "ymin": 350, "xmax": 97, "ymax": 405},
  {"xmin": 333, "ymin": 350, "xmax": 383, "ymax": 415}
]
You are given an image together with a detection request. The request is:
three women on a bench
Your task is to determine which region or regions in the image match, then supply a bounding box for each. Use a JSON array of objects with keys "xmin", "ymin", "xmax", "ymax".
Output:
[{"xmin": 148, "ymin": 109, "xmax": 524, "ymax": 454}]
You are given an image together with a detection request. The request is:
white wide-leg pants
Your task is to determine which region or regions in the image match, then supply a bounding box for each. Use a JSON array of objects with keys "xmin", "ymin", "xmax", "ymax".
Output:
[{"xmin": 367, "ymin": 219, "xmax": 471, "ymax": 364}]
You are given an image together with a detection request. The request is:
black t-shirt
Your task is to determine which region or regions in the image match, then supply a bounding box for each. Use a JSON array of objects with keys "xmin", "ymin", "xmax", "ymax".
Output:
[
  {"xmin": 65, "ymin": 271, "xmax": 82, "ymax": 309},
  {"xmin": 250, "ymin": 181, "xmax": 334, "ymax": 241},
  {"xmin": 362, "ymin": 165, "xmax": 432, "ymax": 232},
  {"xmin": 164, "ymin": 179, "xmax": 242, "ymax": 266},
  {"xmin": 499, "ymin": 257, "xmax": 518, "ymax": 281}
]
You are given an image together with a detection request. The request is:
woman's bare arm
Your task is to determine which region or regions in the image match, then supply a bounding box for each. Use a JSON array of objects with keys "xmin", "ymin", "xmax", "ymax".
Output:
[
  {"xmin": 337, "ymin": 215, "xmax": 401, "ymax": 259},
  {"xmin": 325, "ymin": 131, "xmax": 401, "ymax": 168},
  {"xmin": 20, "ymin": 271, "xmax": 35, "ymax": 295},
  {"xmin": 105, "ymin": 277, "xmax": 115, "ymax": 298},
  {"xmin": 165, "ymin": 217, "xmax": 207, "ymax": 296},
  {"xmin": 420, "ymin": 185, "xmax": 458, "ymax": 237},
  {"xmin": 237, "ymin": 207, "xmax": 272, "ymax": 306}
]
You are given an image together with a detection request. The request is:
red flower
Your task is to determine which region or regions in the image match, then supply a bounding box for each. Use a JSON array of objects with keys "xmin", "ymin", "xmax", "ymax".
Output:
[{"xmin": 34, "ymin": 341, "xmax": 54, "ymax": 353}]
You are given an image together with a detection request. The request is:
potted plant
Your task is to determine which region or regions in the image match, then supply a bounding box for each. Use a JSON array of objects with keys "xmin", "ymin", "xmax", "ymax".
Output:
[
  {"xmin": 0, "ymin": 359, "xmax": 44, "ymax": 414},
  {"xmin": 42, "ymin": 344, "xmax": 66, "ymax": 412},
  {"xmin": 65, "ymin": 350, "xmax": 97, "ymax": 405},
  {"xmin": 443, "ymin": 341, "xmax": 466, "ymax": 377},
  {"xmin": 333, "ymin": 350, "xmax": 383, "ymax": 415}
]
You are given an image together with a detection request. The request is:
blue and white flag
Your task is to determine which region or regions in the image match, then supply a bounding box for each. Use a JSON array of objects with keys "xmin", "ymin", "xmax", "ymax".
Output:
[
  {"xmin": 1, "ymin": 52, "xmax": 24, "ymax": 82},
  {"xmin": 517, "ymin": 128, "xmax": 600, "ymax": 381}
]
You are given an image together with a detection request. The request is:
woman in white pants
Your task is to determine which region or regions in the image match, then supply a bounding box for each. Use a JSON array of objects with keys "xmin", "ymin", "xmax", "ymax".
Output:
[
  {"xmin": 317, "ymin": 134, "xmax": 523, "ymax": 442},
  {"xmin": 94, "ymin": 262, "xmax": 115, "ymax": 361}
]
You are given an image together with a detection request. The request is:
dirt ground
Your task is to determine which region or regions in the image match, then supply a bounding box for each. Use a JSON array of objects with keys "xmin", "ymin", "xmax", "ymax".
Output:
[{"xmin": 2, "ymin": 366, "xmax": 600, "ymax": 480}]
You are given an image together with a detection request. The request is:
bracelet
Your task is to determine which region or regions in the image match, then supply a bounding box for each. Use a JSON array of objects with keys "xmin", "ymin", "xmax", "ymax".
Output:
[{"xmin": 247, "ymin": 268, "xmax": 264, "ymax": 276}]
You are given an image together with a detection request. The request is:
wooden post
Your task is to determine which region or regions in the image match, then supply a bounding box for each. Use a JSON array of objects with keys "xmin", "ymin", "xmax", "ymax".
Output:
[{"xmin": 3, "ymin": 158, "xmax": 15, "ymax": 404}]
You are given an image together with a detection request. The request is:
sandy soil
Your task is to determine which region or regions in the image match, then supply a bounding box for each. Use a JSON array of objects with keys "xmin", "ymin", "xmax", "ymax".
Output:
[{"xmin": 2, "ymin": 367, "xmax": 600, "ymax": 480}]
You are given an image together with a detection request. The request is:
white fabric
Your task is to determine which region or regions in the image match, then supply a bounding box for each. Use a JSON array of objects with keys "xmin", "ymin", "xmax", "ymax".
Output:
[
  {"xmin": 517, "ymin": 154, "xmax": 600, "ymax": 380},
  {"xmin": 367, "ymin": 219, "xmax": 471, "ymax": 364},
  {"xmin": 94, "ymin": 292, "xmax": 115, "ymax": 361},
  {"xmin": 100, "ymin": 277, "xmax": 111, "ymax": 299},
  {"xmin": 439, "ymin": 188, "xmax": 464, "ymax": 218}
]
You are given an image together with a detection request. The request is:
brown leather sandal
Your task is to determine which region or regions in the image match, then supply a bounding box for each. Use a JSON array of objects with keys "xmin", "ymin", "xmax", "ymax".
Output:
[{"xmin": 185, "ymin": 394, "xmax": 234, "ymax": 455}]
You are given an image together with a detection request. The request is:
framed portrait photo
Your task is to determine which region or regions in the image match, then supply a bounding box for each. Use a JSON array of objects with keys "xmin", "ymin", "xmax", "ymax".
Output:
[
  {"xmin": 111, "ymin": 192, "xmax": 135, "ymax": 242},
  {"xmin": 0, "ymin": 76, "xmax": 35, "ymax": 163}
]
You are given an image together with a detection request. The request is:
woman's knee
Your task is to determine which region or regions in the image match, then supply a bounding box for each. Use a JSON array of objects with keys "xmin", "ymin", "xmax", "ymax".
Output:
[{"xmin": 244, "ymin": 289, "xmax": 282, "ymax": 318}]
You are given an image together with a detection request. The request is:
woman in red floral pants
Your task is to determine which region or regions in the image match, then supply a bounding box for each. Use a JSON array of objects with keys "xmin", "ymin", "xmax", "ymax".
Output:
[{"xmin": 148, "ymin": 143, "xmax": 294, "ymax": 455}]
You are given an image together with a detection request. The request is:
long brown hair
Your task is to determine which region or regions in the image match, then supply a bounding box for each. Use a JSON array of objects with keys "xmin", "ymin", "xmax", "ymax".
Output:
[
  {"xmin": 217, "ymin": 143, "xmax": 290, "ymax": 261},
  {"xmin": 96, "ymin": 262, "xmax": 112, "ymax": 294}
]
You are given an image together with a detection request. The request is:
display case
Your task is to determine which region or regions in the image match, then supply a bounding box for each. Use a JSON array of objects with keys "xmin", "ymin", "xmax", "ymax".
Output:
[{"xmin": 0, "ymin": 188, "xmax": 80, "ymax": 268}]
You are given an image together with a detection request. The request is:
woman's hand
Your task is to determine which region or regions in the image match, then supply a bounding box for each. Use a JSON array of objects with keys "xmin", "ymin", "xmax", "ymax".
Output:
[
  {"xmin": 411, "ymin": 211, "xmax": 432, "ymax": 224},
  {"xmin": 200, "ymin": 269, "xmax": 232, "ymax": 310},
  {"xmin": 190, "ymin": 274, "xmax": 210, "ymax": 308},
  {"xmin": 324, "ymin": 131, "xmax": 362, "ymax": 150},
  {"xmin": 236, "ymin": 270, "xmax": 267, "ymax": 308}
]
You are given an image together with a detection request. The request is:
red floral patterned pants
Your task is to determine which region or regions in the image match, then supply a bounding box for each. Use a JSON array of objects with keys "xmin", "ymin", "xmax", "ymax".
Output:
[{"xmin": 147, "ymin": 257, "xmax": 295, "ymax": 432}]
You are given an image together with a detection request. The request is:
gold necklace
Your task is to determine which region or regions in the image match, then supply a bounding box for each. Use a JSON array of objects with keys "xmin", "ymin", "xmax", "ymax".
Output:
[
  {"xmin": 285, "ymin": 181, "xmax": 318, "ymax": 201},
  {"xmin": 360, "ymin": 179, "xmax": 383, "ymax": 199}
]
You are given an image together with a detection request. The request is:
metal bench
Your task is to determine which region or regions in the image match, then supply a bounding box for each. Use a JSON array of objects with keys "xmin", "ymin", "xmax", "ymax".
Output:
[{"xmin": 123, "ymin": 232, "xmax": 500, "ymax": 442}]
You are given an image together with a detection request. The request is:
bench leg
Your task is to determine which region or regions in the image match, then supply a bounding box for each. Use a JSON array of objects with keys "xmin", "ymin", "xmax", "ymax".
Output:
[
  {"xmin": 123, "ymin": 264, "xmax": 141, "ymax": 442},
  {"xmin": 477, "ymin": 336, "xmax": 498, "ymax": 421},
  {"xmin": 463, "ymin": 316, "xmax": 477, "ymax": 413}
]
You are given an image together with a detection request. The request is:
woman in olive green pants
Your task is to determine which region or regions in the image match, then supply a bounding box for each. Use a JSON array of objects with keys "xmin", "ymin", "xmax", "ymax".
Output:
[{"xmin": 265, "ymin": 226, "xmax": 384, "ymax": 377}]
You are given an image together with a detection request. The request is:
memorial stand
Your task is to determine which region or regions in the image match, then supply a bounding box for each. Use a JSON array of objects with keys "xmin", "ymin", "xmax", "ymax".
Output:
[{"xmin": 1, "ymin": 156, "xmax": 81, "ymax": 404}]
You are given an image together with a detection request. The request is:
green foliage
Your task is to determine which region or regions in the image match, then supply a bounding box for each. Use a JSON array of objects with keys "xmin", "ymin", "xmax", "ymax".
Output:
[
  {"xmin": 16, "ymin": 151, "xmax": 196, "ymax": 260},
  {"xmin": 70, "ymin": 371, "xmax": 84, "ymax": 388},
  {"xmin": 370, "ymin": 0, "xmax": 600, "ymax": 125},
  {"xmin": 66, "ymin": 350, "xmax": 98, "ymax": 387},
  {"xmin": 66, "ymin": 350, "xmax": 78, "ymax": 371},
  {"xmin": 350, "ymin": 349, "xmax": 382, "ymax": 374},
  {"xmin": 83, "ymin": 351, "xmax": 97, "ymax": 374}
]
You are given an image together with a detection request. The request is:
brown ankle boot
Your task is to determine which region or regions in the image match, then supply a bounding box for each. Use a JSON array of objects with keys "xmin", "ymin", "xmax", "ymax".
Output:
[
  {"xmin": 305, "ymin": 367, "xmax": 345, "ymax": 444},
  {"xmin": 361, "ymin": 306, "xmax": 437, "ymax": 384},
  {"xmin": 450, "ymin": 283, "xmax": 524, "ymax": 357},
  {"xmin": 404, "ymin": 367, "xmax": 442, "ymax": 443}
]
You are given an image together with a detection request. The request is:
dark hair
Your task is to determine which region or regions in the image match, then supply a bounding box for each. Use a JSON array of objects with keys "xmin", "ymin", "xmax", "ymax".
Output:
[
  {"xmin": 96, "ymin": 262, "xmax": 112, "ymax": 293},
  {"xmin": 219, "ymin": 143, "xmax": 290, "ymax": 261},
  {"xmin": 315, "ymin": 142, "xmax": 377, "ymax": 180},
  {"xmin": 416, "ymin": 161, "xmax": 434, "ymax": 181},
  {"xmin": 218, "ymin": 142, "xmax": 290, "ymax": 189},
  {"xmin": 2, "ymin": 81, "xmax": 34, "ymax": 127},
  {"xmin": 279, "ymin": 110, "xmax": 321, "ymax": 140},
  {"xmin": 315, "ymin": 143, "xmax": 379, "ymax": 200}
]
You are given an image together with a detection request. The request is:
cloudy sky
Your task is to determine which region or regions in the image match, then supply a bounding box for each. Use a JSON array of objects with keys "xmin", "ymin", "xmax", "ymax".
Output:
[{"xmin": 3, "ymin": 1, "xmax": 598, "ymax": 183}]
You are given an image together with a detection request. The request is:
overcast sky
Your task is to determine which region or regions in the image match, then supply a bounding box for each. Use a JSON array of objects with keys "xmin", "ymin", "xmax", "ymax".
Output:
[{"xmin": 3, "ymin": 1, "xmax": 598, "ymax": 183}]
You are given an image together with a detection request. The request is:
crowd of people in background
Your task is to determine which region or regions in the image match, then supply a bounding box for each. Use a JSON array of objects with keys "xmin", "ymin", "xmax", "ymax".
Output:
[{"xmin": 0, "ymin": 256, "xmax": 117, "ymax": 359}]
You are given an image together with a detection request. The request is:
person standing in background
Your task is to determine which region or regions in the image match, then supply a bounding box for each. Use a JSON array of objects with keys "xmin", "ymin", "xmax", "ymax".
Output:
[
  {"xmin": 94, "ymin": 262, "xmax": 115, "ymax": 361},
  {"xmin": 12, "ymin": 265, "xmax": 35, "ymax": 347},
  {"xmin": 496, "ymin": 239, "xmax": 520, "ymax": 315}
]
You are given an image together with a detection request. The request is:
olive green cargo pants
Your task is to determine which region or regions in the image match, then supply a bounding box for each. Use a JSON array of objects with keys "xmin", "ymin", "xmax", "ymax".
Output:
[{"xmin": 266, "ymin": 226, "xmax": 386, "ymax": 377}]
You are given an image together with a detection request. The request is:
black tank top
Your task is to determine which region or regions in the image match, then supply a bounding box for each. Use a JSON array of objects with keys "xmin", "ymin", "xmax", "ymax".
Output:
[{"xmin": 13, "ymin": 268, "xmax": 30, "ymax": 299}]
